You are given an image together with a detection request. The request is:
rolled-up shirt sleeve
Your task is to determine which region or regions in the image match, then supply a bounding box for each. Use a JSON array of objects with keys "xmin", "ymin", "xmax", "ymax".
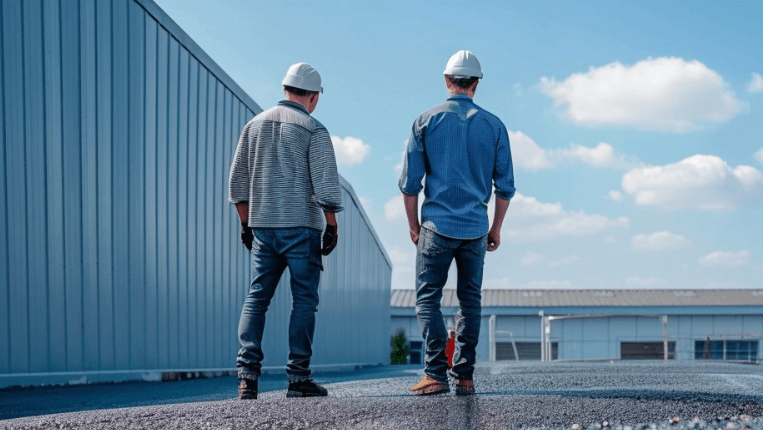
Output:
[
  {"xmin": 398, "ymin": 120, "xmax": 427, "ymax": 196},
  {"xmin": 308, "ymin": 127, "xmax": 344, "ymax": 213},
  {"xmin": 493, "ymin": 125, "xmax": 515, "ymax": 200},
  {"xmin": 228, "ymin": 125, "xmax": 252, "ymax": 204}
]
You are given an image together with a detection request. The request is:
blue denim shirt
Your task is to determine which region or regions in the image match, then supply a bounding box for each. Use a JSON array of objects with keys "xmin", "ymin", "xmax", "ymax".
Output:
[{"xmin": 398, "ymin": 95, "xmax": 515, "ymax": 240}]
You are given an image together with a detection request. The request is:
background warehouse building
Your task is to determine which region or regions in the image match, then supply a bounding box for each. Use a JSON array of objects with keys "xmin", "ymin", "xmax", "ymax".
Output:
[
  {"xmin": 0, "ymin": 0, "xmax": 391, "ymax": 388},
  {"xmin": 391, "ymin": 289, "xmax": 763, "ymax": 363}
]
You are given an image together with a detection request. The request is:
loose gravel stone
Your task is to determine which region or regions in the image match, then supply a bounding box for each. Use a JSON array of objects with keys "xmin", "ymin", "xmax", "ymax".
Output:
[{"xmin": 1, "ymin": 361, "xmax": 762, "ymax": 429}]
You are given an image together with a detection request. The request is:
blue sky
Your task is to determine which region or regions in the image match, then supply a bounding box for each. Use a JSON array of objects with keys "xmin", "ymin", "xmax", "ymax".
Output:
[{"xmin": 155, "ymin": 0, "xmax": 763, "ymax": 290}]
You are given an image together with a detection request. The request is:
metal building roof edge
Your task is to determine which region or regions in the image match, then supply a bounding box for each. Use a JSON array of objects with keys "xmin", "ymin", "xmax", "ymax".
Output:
[
  {"xmin": 134, "ymin": 0, "xmax": 263, "ymax": 116},
  {"xmin": 339, "ymin": 176, "xmax": 392, "ymax": 268},
  {"xmin": 390, "ymin": 288, "xmax": 763, "ymax": 308}
]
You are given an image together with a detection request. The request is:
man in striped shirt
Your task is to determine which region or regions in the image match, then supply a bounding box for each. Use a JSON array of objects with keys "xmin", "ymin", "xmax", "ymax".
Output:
[
  {"xmin": 228, "ymin": 62, "xmax": 343, "ymax": 400},
  {"xmin": 399, "ymin": 51, "xmax": 515, "ymax": 396}
]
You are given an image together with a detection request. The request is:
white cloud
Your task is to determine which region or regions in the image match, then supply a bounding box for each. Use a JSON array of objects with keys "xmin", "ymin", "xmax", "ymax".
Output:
[
  {"xmin": 510, "ymin": 130, "xmax": 633, "ymax": 170},
  {"xmin": 394, "ymin": 140, "xmax": 407, "ymax": 177},
  {"xmin": 748, "ymin": 72, "xmax": 763, "ymax": 93},
  {"xmin": 540, "ymin": 57, "xmax": 743, "ymax": 132},
  {"xmin": 521, "ymin": 251, "xmax": 545, "ymax": 266},
  {"xmin": 383, "ymin": 194, "xmax": 423, "ymax": 222},
  {"xmin": 388, "ymin": 246, "xmax": 416, "ymax": 289},
  {"xmin": 331, "ymin": 135, "xmax": 371, "ymax": 166},
  {"xmin": 699, "ymin": 250, "xmax": 750, "ymax": 268},
  {"xmin": 607, "ymin": 190, "xmax": 624, "ymax": 202},
  {"xmin": 755, "ymin": 148, "xmax": 763, "ymax": 164},
  {"xmin": 553, "ymin": 142, "xmax": 632, "ymax": 168},
  {"xmin": 509, "ymin": 130, "xmax": 553, "ymax": 170},
  {"xmin": 384, "ymin": 195, "xmax": 405, "ymax": 221},
  {"xmin": 621, "ymin": 154, "xmax": 763, "ymax": 210},
  {"xmin": 625, "ymin": 277, "xmax": 668, "ymax": 288},
  {"xmin": 631, "ymin": 231, "xmax": 692, "ymax": 252},
  {"xmin": 502, "ymin": 193, "xmax": 629, "ymax": 242}
]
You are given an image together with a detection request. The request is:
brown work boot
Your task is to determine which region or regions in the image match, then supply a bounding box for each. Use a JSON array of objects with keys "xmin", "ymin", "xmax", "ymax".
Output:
[
  {"xmin": 409, "ymin": 375, "xmax": 449, "ymax": 395},
  {"xmin": 238, "ymin": 378, "xmax": 258, "ymax": 400},
  {"xmin": 454, "ymin": 379, "xmax": 475, "ymax": 396}
]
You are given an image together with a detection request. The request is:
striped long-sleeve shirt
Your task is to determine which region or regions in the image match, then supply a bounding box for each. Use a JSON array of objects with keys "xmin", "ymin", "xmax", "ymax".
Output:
[
  {"xmin": 228, "ymin": 100, "xmax": 343, "ymax": 231},
  {"xmin": 398, "ymin": 94, "xmax": 515, "ymax": 240}
]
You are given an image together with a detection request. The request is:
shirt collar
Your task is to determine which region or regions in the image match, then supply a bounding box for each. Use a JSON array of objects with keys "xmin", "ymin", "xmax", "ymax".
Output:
[
  {"xmin": 447, "ymin": 94, "xmax": 473, "ymax": 102},
  {"xmin": 278, "ymin": 100, "xmax": 310, "ymax": 115}
]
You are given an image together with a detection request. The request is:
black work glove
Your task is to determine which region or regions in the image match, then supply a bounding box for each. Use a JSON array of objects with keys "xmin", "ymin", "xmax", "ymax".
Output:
[
  {"xmin": 321, "ymin": 224, "xmax": 338, "ymax": 256},
  {"xmin": 240, "ymin": 221, "xmax": 253, "ymax": 251}
]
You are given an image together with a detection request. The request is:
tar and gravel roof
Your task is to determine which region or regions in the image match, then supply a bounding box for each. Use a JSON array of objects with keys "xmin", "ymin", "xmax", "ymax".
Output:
[{"xmin": 390, "ymin": 289, "xmax": 763, "ymax": 308}]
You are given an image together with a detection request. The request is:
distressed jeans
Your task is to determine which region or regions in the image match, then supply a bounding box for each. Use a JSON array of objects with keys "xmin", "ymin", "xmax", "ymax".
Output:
[
  {"xmin": 237, "ymin": 228, "xmax": 323, "ymax": 383},
  {"xmin": 415, "ymin": 227, "xmax": 487, "ymax": 383}
]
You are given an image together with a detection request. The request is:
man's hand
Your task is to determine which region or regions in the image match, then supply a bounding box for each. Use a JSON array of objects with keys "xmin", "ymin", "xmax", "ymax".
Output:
[
  {"xmin": 240, "ymin": 221, "xmax": 253, "ymax": 251},
  {"xmin": 409, "ymin": 225, "xmax": 420, "ymax": 246},
  {"xmin": 321, "ymin": 223, "xmax": 338, "ymax": 256},
  {"xmin": 487, "ymin": 228, "xmax": 500, "ymax": 252}
]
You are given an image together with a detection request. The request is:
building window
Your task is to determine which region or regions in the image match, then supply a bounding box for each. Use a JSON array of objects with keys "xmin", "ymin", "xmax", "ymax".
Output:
[
  {"xmin": 620, "ymin": 342, "xmax": 676, "ymax": 359},
  {"xmin": 496, "ymin": 342, "xmax": 558, "ymax": 361},
  {"xmin": 409, "ymin": 341, "xmax": 423, "ymax": 364},
  {"xmin": 694, "ymin": 340, "xmax": 758, "ymax": 361}
]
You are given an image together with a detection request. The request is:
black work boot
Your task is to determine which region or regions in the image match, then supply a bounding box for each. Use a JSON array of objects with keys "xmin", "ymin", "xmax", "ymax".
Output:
[
  {"xmin": 238, "ymin": 378, "xmax": 258, "ymax": 400},
  {"xmin": 286, "ymin": 379, "xmax": 328, "ymax": 398}
]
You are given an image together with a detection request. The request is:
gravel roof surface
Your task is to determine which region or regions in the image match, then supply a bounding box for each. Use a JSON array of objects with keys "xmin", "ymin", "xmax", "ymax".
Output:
[{"xmin": 2, "ymin": 361, "xmax": 762, "ymax": 429}]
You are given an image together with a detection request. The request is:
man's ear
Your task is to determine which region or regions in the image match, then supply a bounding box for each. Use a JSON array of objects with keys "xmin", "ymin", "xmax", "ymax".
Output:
[{"xmin": 470, "ymin": 80, "xmax": 479, "ymax": 93}]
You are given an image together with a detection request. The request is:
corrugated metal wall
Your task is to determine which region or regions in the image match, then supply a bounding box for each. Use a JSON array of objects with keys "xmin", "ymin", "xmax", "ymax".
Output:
[{"xmin": 0, "ymin": 0, "xmax": 391, "ymax": 387}]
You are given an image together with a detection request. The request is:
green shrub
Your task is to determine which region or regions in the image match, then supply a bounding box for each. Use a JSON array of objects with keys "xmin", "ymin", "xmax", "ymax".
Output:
[{"xmin": 390, "ymin": 331, "xmax": 409, "ymax": 365}]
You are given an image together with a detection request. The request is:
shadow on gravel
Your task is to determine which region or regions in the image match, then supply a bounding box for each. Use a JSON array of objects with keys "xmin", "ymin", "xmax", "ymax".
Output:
[{"xmin": 0, "ymin": 365, "xmax": 417, "ymax": 420}]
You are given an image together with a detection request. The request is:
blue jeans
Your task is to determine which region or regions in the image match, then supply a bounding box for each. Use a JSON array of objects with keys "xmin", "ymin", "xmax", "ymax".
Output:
[
  {"xmin": 236, "ymin": 228, "xmax": 323, "ymax": 383},
  {"xmin": 415, "ymin": 227, "xmax": 487, "ymax": 383}
]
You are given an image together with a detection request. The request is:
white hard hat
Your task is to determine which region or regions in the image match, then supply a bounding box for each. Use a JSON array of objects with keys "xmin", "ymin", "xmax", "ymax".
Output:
[
  {"xmin": 443, "ymin": 50, "xmax": 483, "ymax": 79},
  {"xmin": 282, "ymin": 62, "xmax": 323, "ymax": 93}
]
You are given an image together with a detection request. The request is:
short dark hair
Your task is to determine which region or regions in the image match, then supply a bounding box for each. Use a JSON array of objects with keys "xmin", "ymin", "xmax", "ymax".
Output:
[
  {"xmin": 446, "ymin": 75, "xmax": 480, "ymax": 89},
  {"xmin": 284, "ymin": 85, "xmax": 318, "ymax": 97}
]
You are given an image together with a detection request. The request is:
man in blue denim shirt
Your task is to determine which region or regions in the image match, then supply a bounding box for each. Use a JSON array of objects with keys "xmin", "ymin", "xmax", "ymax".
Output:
[{"xmin": 399, "ymin": 50, "xmax": 515, "ymax": 396}]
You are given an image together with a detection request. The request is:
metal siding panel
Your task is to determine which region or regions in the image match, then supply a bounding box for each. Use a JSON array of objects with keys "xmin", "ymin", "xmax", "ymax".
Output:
[
  {"xmin": 177, "ymin": 45, "xmax": 189, "ymax": 369},
  {"xmin": 143, "ymin": 15, "xmax": 158, "ymax": 369},
  {"xmin": 128, "ymin": 0, "xmax": 146, "ymax": 370},
  {"xmin": 155, "ymin": 25, "xmax": 169, "ymax": 368},
  {"xmin": 111, "ymin": 0, "xmax": 129, "ymax": 370},
  {"xmin": 61, "ymin": 1, "xmax": 84, "ymax": 370},
  {"xmin": 167, "ymin": 35, "xmax": 179, "ymax": 368},
  {"xmin": 635, "ymin": 316, "xmax": 662, "ymax": 338},
  {"xmin": 713, "ymin": 316, "xmax": 741, "ymax": 336},
  {"xmin": 4, "ymin": 0, "xmax": 30, "ymax": 373},
  {"xmin": 186, "ymin": 58, "xmax": 199, "ymax": 367},
  {"xmin": 79, "ymin": 0, "xmax": 99, "ymax": 371},
  {"xmin": 582, "ymin": 318, "xmax": 608, "ymax": 341},
  {"xmin": 213, "ymin": 81, "xmax": 225, "ymax": 366},
  {"xmin": 23, "ymin": 0, "xmax": 50, "ymax": 373},
  {"xmin": 742, "ymin": 315, "xmax": 763, "ymax": 334},
  {"xmin": 195, "ymin": 67, "xmax": 207, "ymax": 366},
  {"xmin": 95, "ymin": 0, "xmax": 114, "ymax": 370},
  {"xmin": 222, "ymin": 90, "xmax": 234, "ymax": 365},
  {"xmin": 204, "ymin": 72, "xmax": 216, "ymax": 366},
  {"xmin": 0, "ymin": 0, "xmax": 8, "ymax": 374}
]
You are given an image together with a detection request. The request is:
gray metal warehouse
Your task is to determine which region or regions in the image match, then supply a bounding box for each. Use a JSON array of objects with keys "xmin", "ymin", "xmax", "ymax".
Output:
[
  {"xmin": 391, "ymin": 289, "xmax": 763, "ymax": 364},
  {"xmin": 0, "ymin": 0, "xmax": 391, "ymax": 389}
]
